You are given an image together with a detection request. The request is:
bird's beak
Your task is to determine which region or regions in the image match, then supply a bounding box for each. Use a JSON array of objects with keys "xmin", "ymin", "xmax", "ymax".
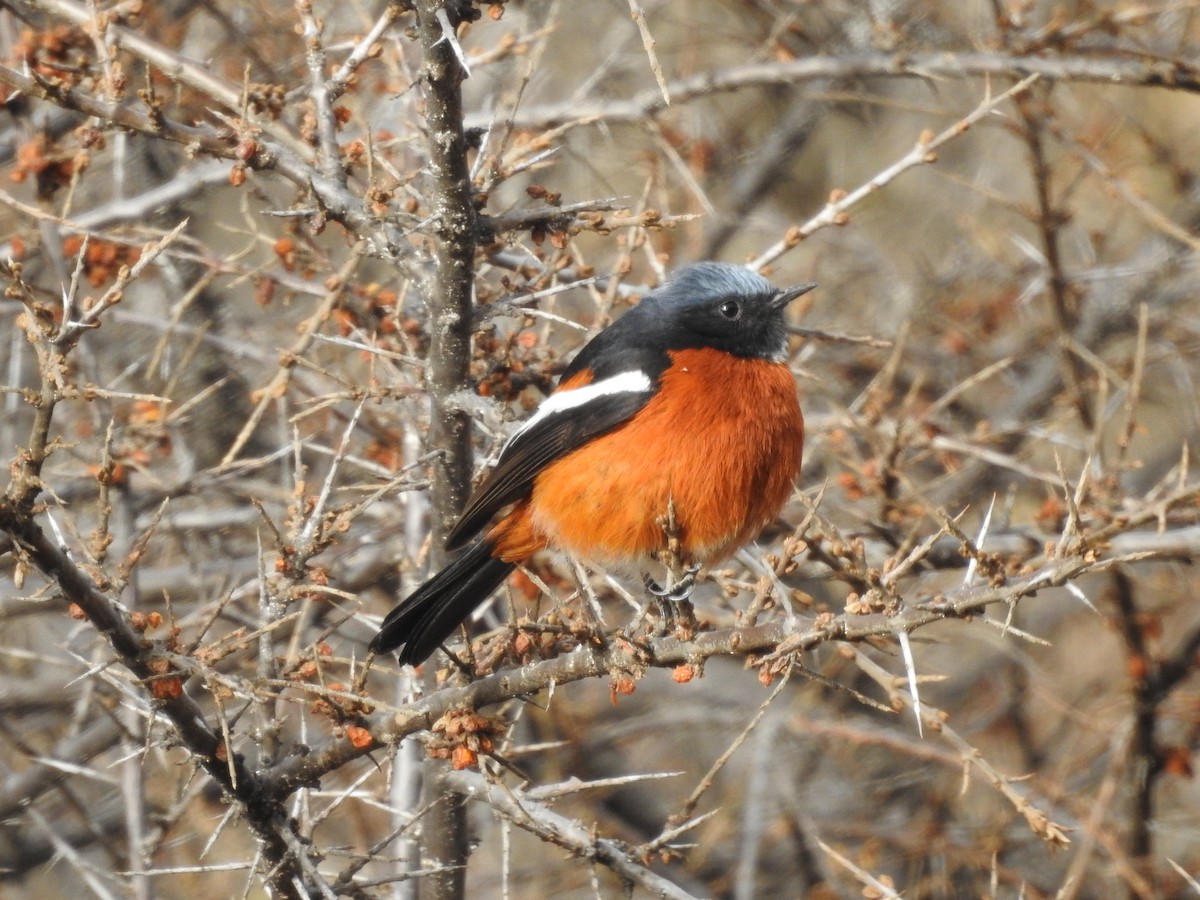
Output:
[{"xmin": 770, "ymin": 282, "xmax": 817, "ymax": 309}]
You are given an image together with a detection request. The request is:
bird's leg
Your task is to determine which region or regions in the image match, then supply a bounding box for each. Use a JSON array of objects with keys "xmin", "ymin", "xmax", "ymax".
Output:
[
  {"xmin": 640, "ymin": 573, "xmax": 674, "ymax": 636},
  {"xmin": 641, "ymin": 564, "xmax": 700, "ymax": 638},
  {"xmin": 642, "ymin": 498, "xmax": 700, "ymax": 638}
]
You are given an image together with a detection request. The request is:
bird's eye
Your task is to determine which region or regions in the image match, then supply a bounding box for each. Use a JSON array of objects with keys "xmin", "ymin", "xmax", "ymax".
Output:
[{"xmin": 718, "ymin": 300, "xmax": 740, "ymax": 320}]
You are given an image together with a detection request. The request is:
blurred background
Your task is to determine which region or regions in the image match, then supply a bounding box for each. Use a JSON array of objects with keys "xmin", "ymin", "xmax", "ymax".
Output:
[{"xmin": 0, "ymin": 0, "xmax": 1198, "ymax": 896}]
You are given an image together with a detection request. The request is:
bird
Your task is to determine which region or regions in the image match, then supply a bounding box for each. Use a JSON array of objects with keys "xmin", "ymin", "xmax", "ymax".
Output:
[{"xmin": 370, "ymin": 262, "xmax": 813, "ymax": 666}]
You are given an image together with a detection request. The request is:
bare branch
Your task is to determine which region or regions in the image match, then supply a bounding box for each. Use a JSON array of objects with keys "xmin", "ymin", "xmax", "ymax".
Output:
[{"xmin": 469, "ymin": 52, "xmax": 1200, "ymax": 130}]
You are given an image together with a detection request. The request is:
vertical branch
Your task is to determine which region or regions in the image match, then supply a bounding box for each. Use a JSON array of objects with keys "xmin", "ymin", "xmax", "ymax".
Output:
[
  {"xmin": 1015, "ymin": 90, "xmax": 1095, "ymax": 433},
  {"xmin": 388, "ymin": 416, "xmax": 429, "ymax": 900},
  {"xmin": 1110, "ymin": 566, "xmax": 1200, "ymax": 893},
  {"xmin": 6, "ymin": 278, "xmax": 63, "ymax": 511},
  {"xmin": 1109, "ymin": 567, "xmax": 1156, "ymax": 879},
  {"xmin": 412, "ymin": 3, "xmax": 479, "ymax": 899},
  {"xmin": 417, "ymin": 0, "xmax": 477, "ymax": 554},
  {"xmin": 113, "ymin": 484, "xmax": 152, "ymax": 900}
]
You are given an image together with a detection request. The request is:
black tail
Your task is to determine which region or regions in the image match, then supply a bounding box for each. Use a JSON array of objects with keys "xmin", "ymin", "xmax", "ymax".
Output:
[{"xmin": 369, "ymin": 539, "xmax": 515, "ymax": 666}]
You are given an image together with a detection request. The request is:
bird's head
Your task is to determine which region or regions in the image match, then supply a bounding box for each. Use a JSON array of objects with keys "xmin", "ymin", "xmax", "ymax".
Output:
[{"xmin": 649, "ymin": 262, "xmax": 815, "ymax": 362}]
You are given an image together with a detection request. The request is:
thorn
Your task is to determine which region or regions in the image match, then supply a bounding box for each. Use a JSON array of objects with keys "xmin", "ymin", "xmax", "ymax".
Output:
[
  {"xmin": 964, "ymin": 494, "xmax": 997, "ymax": 586},
  {"xmin": 897, "ymin": 630, "xmax": 923, "ymax": 738},
  {"xmin": 1064, "ymin": 581, "xmax": 1099, "ymax": 614},
  {"xmin": 433, "ymin": 8, "xmax": 472, "ymax": 78}
]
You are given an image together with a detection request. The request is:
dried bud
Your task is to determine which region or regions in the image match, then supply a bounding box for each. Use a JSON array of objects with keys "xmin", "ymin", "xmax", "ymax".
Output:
[{"xmin": 234, "ymin": 139, "xmax": 259, "ymax": 162}]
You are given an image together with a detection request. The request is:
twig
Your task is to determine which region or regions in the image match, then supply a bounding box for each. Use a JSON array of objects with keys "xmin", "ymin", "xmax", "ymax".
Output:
[
  {"xmin": 15, "ymin": 0, "xmax": 312, "ymax": 157},
  {"xmin": 326, "ymin": 2, "xmax": 405, "ymax": 100},
  {"xmin": 443, "ymin": 769, "xmax": 701, "ymax": 900},
  {"xmin": 816, "ymin": 838, "xmax": 902, "ymax": 899},
  {"xmin": 55, "ymin": 219, "xmax": 190, "ymax": 347},
  {"xmin": 854, "ymin": 650, "xmax": 1072, "ymax": 847},
  {"xmin": 626, "ymin": 0, "xmax": 669, "ymax": 105},
  {"xmin": 466, "ymin": 52, "xmax": 1200, "ymax": 130},
  {"xmin": 296, "ymin": 0, "xmax": 346, "ymax": 186},
  {"xmin": 0, "ymin": 63, "xmax": 412, "ymax": 262},
  {"xmin": 217, "ymin": 243, "xmax": 364, "ymax": 468},
  {"xmin": 663, "ymin": 662, "xmax": 793, "ymax": 831},
  {"xmin": 747, "ymin": 74, "xmax": 1041, "ymax": 271}
]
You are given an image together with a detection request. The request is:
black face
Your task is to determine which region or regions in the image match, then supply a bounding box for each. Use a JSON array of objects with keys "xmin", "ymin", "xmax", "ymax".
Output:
[
  {"xmin": 557, "ymin": 262, "xmax": 815, "ymax": 386},
  {"xmin": 656, "ymin": 262, "xmax": 814, "ymax": 361}
]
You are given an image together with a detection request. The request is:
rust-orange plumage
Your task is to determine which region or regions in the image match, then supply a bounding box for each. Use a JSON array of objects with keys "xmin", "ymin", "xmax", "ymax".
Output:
[{"xmin": 371, "ymin": 263, "xmax": 812, "ymax": 666}]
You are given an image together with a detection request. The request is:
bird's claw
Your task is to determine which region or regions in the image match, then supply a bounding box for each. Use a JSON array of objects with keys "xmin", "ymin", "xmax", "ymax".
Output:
[
  {"xmin": 642, "ymin": 565, "xmax": 701, "ymax": 638},
  {"xmin": 642, "ymin": 563, "xmax": 700, "ymax": 602}
]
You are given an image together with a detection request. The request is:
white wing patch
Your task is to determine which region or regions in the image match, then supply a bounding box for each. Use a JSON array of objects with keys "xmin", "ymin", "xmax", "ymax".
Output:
[{"xmin": 508, "ymin": 369, "xmax": 652, "ymax": 445}]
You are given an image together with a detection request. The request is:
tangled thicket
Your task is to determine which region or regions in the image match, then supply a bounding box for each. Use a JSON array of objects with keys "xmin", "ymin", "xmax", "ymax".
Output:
[{"xmin": 0, "ymin": 1, "xmax": 1198, "ymax": 897}]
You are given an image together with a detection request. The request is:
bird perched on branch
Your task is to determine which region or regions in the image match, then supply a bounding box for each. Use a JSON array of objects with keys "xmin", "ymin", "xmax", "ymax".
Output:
[{"xmin": 371, "ymin": 262, "xmax": 813, "ymax": 666}]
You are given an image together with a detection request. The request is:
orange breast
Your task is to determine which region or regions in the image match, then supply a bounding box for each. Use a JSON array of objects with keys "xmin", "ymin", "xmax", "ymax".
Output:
[{"xmin": 491, "ymin": 348, "xmax": 803, "ymax": 569}]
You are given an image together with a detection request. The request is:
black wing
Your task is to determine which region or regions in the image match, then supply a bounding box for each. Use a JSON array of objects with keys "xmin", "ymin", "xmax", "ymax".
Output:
[
  {"xmin": 444, "ymin": 295, "xmax": 670, "ymax": 550},
  {"xmin": 444, "ymin": 386, "xmax": 651, "ymax": 549}
]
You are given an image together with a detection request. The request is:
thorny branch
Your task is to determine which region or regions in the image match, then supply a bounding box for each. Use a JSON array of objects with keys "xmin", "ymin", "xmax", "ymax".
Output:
[
  {"xmin": 407, "ymin": 2, "xmax": 481, "ymax": 897},
  {"xmin": 0, "ymin": 501, "xmax": 307, "ymax": 898},
  {"xmin": 471, "ymin": 50, "xmax": 1200, "ymax": 130},
  {"xmin": 265, "ymin": 541, "xmax": 1161, "ymax": 797}
]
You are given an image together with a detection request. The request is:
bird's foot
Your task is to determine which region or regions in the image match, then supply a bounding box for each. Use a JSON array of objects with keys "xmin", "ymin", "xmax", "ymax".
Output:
[
  {"xmin": 642, "ymin": 565, "xmax": 701, "ymax": 639},
  {"xmin": 642, "ymin": 563, "xmax": 700, "ymax": 602}
]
